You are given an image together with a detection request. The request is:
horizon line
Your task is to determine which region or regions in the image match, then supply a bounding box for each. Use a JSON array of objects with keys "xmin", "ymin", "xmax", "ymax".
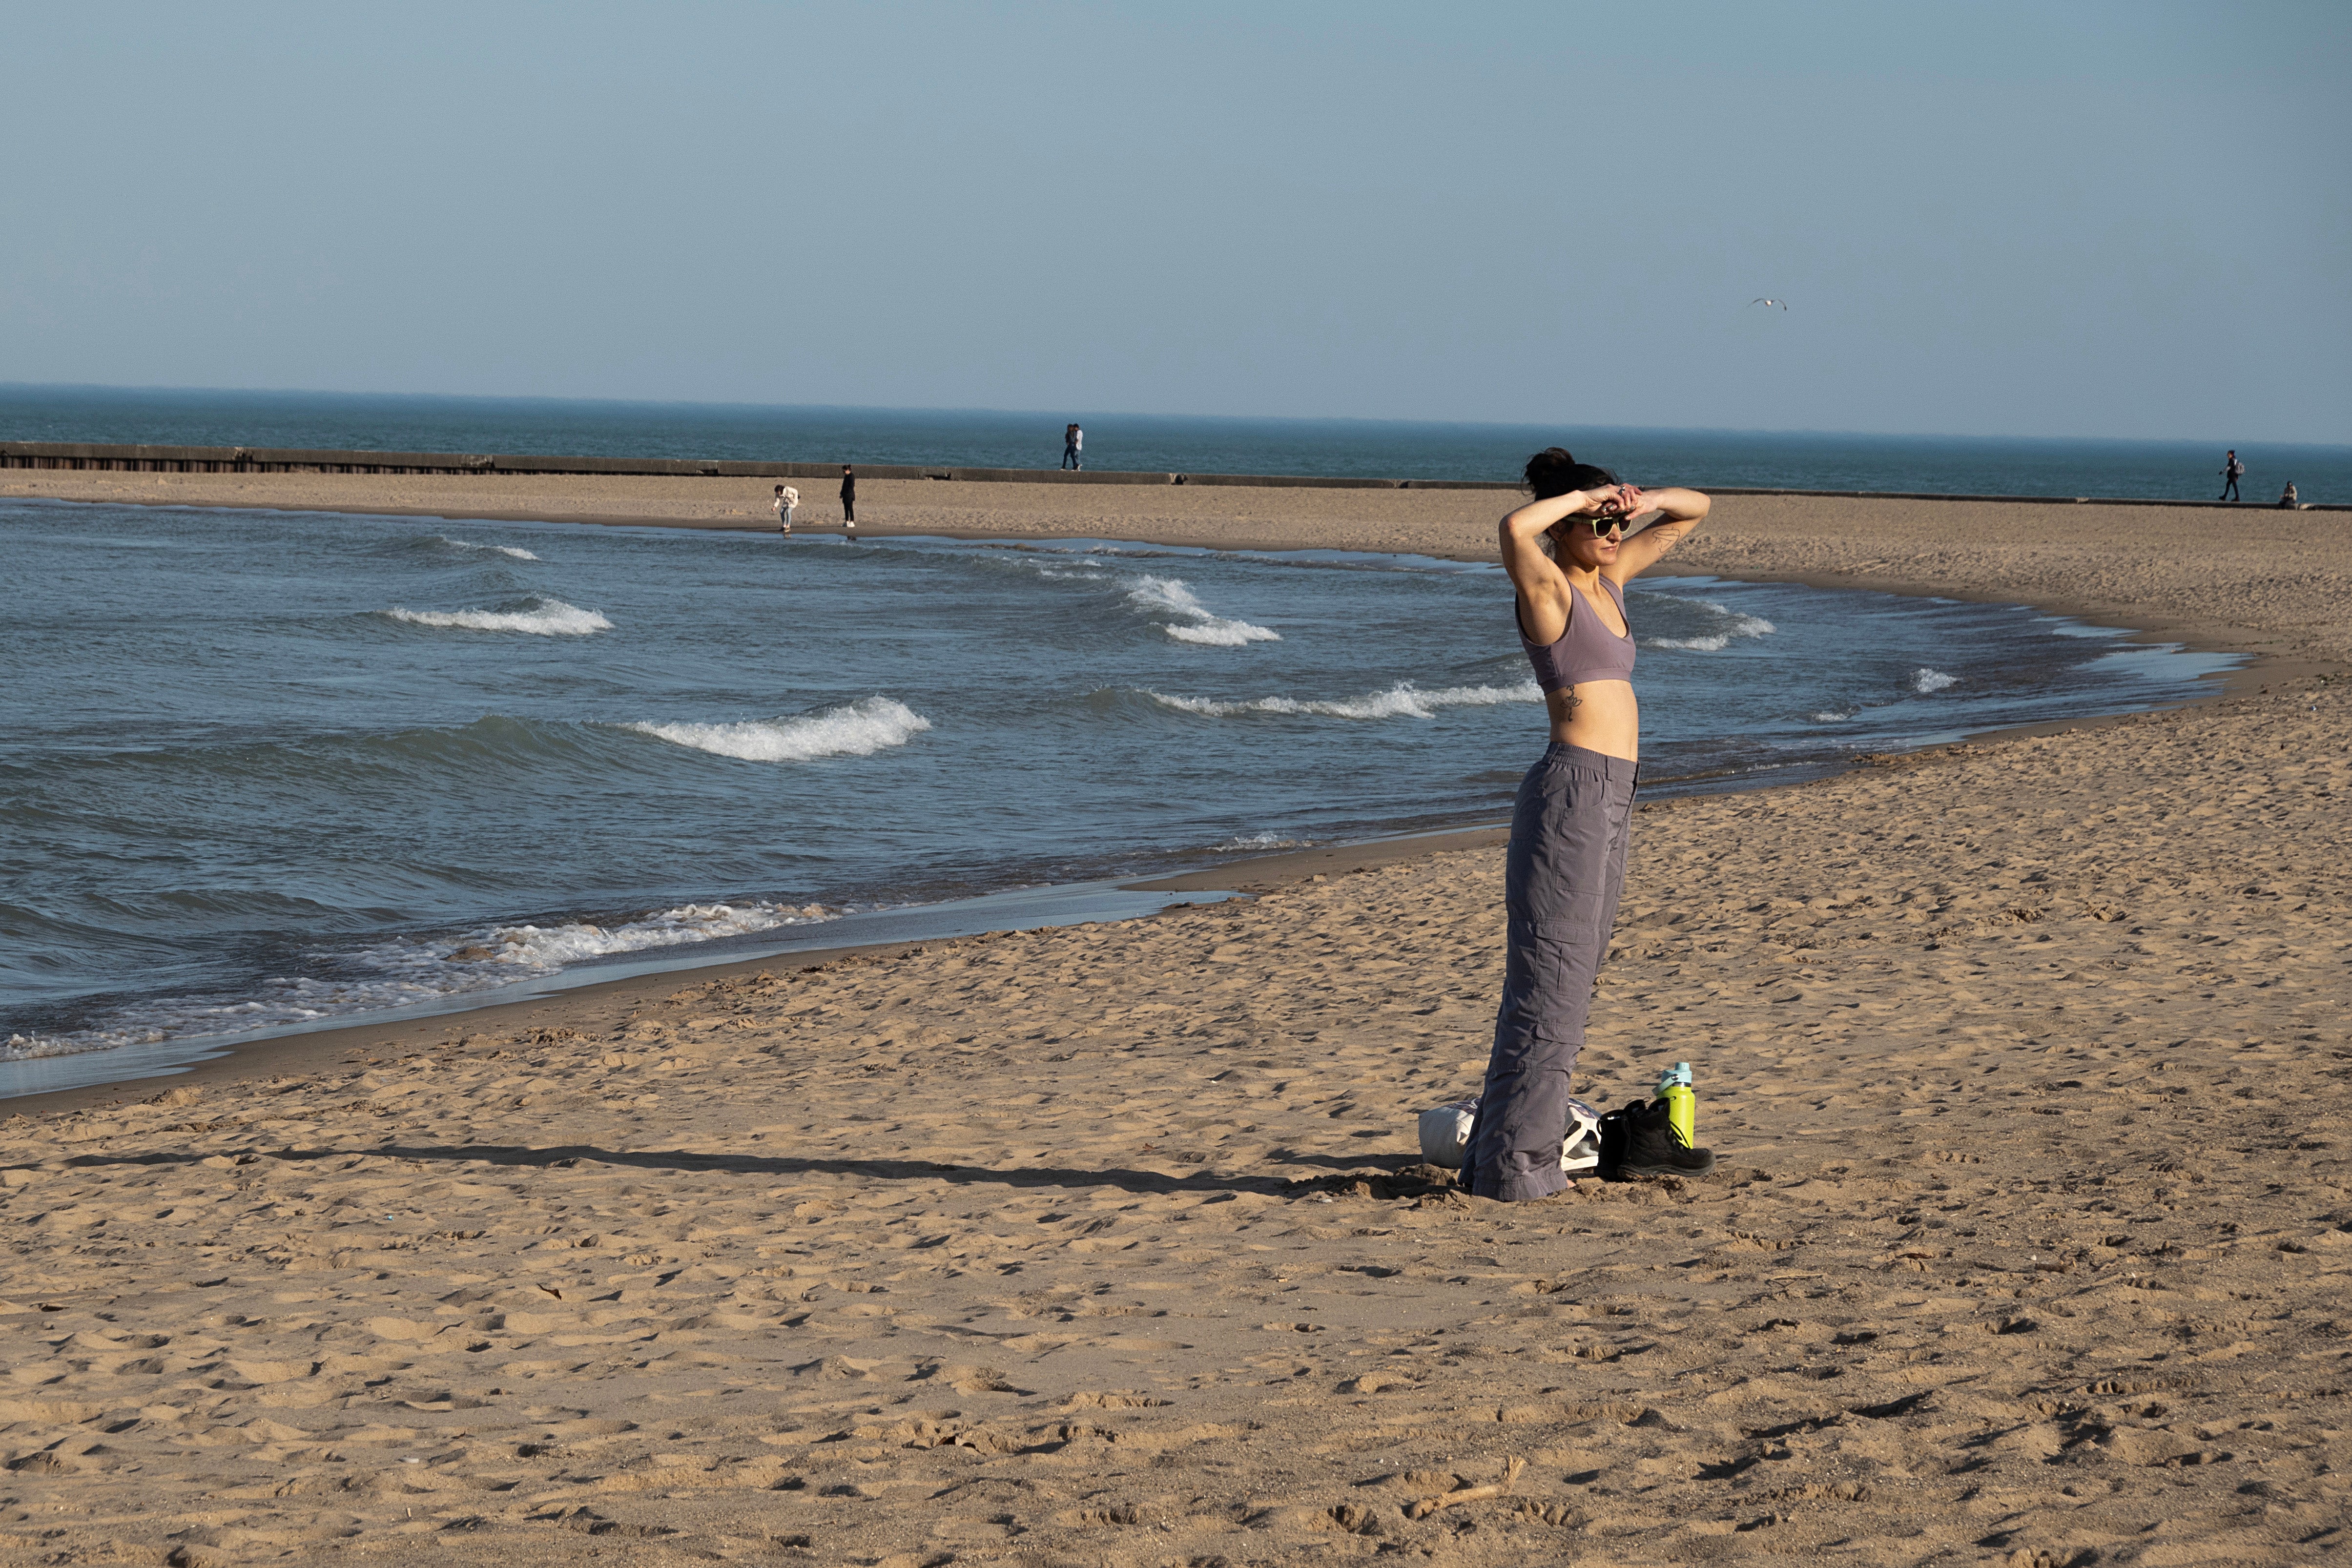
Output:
[{"xmin": 0, "ymin": 380, "xmax": 2342, "ymax": 454}]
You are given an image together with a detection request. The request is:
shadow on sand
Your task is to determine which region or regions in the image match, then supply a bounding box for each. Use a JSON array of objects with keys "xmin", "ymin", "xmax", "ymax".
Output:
[{"xmin": 47, "ymin": 1142, "xmax": 1442, "ymax": 1199}]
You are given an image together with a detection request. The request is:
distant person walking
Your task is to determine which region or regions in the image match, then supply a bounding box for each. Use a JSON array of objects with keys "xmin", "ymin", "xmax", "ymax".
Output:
[
  {"xmin": 839, "ymin": 465, "xmax": 857, "ymax": 534},
  {"xmin": 2220, "ymin": 450, "xmax": 2244, "ymax": 502},
  {"xmin": 772, "ymin": 484, "xmax": 798, "ymax": 534},
  {"xmin": 2278, "ymin": 481, "xmax": 2299, "ymax": 510},
  {"xmin": 1062, "ymin": 423, "xmax": 1084, "ymax": 471}
]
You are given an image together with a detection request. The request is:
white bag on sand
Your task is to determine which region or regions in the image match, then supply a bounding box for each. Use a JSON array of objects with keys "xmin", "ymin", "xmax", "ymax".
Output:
[
  {"xmin": 1417, "ymin": 1094, "xmax": 1603, "ymax": 1175},
  {"xmin": 1418, "ymin": 1098, "xmax": 1480, "ymax": 1168}
]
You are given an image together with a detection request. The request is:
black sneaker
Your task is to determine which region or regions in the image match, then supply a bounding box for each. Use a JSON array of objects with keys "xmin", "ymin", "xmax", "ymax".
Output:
[{"xmin": 1602, "ymin": 1097, "xmax": 1716, "ymax": 1178}]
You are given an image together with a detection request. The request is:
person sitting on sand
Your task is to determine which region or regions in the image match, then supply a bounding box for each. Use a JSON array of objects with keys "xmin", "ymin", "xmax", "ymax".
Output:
[
  {"xmin": 2279, "ymin": 481, "xmax": 2298, "ymax": 510},
  {"xmin": 1461, "ymin": 449, "xmax": 1717, "ymax": 1200}
]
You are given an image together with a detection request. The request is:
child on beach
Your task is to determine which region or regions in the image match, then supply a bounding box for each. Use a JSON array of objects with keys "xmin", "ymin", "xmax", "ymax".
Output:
[
  {"xmin": 1460, "ymin": 449, "xmax": 1718, "ymax": 1200},
  {"xmin": 772, "ymin": 484, "xmax": 798, "ymax": 534}
]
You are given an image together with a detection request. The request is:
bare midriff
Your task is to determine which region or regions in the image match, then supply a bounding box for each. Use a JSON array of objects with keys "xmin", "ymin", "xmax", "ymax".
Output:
[{"xmin": 1546, "ymin": 681, "xmax": 1639, "ymax": 761}]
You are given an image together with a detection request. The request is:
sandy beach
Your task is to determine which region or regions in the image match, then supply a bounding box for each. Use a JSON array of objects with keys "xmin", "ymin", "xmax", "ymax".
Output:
[{"xmin": 4, "ymin": 469, "xmax": 2349, "ymax": 1566}]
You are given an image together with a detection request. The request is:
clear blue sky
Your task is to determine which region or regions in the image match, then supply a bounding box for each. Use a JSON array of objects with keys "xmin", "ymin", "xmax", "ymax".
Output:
[{"xmin": 5, "ymin": 0, "xmax": 2345, "ymax": 441}]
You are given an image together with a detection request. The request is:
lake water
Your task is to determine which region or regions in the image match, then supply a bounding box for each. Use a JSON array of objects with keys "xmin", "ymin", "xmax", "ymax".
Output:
[
  {"xmin": 5, "ymin": 384, "xmax": 2345, "ymax": 502},
  {"xmin": 0, "ymin": 496, "xmax": 2239, "ymax": 1092}
]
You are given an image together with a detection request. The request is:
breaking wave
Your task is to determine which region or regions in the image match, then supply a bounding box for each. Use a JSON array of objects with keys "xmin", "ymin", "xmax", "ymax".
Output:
[
  {"xmin": 624, "ymin": 696, "xmax": 932, "ymax": 762},
  {"xmin": 385, "ymin": 598, "xmax": 610, "ymax": 635},
  {"xmin": 1125, "ymin": 574, "xmax": 1281, "ymax": 645},
  {"xmin": 432, "ymin": 534, "xmax": 540, "ymax": 560},
  {"xmin": 1912, "ymin": 668, "xmax": 1960, "ymax": 693},
  {"xmin": 1643, "ymin": 598, "xmax": 1777, "ymax": 652},
  {"xmin": 1149, "ymin": 680, "xmax": 1542, "ymax": 721},
  {"xmin": 1022, "ymin": 559, "xmax": 1279, "ymax": 645},
  {"xmin": 456, "ymin": 901, "xmax": 829, "ymax": 970},
  {"xmin": 1215, "ymin": 832, "xmax": 1314, "ymax": 851}
]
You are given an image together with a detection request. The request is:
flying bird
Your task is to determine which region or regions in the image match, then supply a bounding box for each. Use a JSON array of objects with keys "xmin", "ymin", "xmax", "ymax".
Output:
[{"xmin": 1751, "ymin": 298, "xmax": 1787, "ymax": 309}]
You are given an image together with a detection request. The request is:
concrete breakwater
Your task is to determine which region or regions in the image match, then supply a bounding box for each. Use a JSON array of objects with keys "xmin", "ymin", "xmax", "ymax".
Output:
[
  {"xmin": 0, "ymin": 439, "xmax": 1476, "ymax": 489},
  {"xmin": 0, "ymin": 439, "xmax": 2331, "ymax": 508}
]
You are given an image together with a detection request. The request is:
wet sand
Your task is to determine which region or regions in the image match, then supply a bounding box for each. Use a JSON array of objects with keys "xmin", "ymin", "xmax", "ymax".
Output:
[{"xmin": 4, "ymin": 469, "xmax": 2350, "ymax": 1566}]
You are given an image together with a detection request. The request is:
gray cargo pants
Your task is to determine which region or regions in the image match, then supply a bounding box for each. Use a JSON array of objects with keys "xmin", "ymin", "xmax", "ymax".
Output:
[{"xmin": 1463, "ymin": 743, "xmax": 1636, "ymax": 1201}]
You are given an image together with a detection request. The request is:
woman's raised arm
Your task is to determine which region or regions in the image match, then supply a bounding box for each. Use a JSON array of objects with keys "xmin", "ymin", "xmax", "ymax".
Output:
[
  {"xmin": 1499, "ymin": 485, "xmax": 1636, "ymax": 644},
  {"xmin": 1606, "ymin": 488, "xmax": 1709, "ymax": 583}
]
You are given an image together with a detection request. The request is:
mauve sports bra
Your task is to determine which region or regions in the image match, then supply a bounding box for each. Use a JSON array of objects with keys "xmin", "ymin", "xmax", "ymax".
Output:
[{"xmin": 1517, "ymin": 576, "xmax": 1635, "ymax": 692}]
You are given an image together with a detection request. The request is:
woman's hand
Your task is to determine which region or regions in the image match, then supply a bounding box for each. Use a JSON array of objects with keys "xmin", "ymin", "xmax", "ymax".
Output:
[
  {"xmin": 1559, "ymin": 485, "xmax": 1639, "ymax": 516},
  {"xmin": 1595, "ymin": 483, "xmax": 1645, "ymax": 517}
]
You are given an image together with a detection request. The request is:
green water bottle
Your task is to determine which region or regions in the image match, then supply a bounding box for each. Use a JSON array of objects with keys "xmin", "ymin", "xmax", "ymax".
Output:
[{"xmin": 1658, "ymin": 1061, "xmax": 1696, "ymax": 1148}]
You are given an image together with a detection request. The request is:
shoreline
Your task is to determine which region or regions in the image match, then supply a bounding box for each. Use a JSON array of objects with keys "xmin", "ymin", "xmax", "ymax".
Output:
[
  {"xmin": 0, "ymin": 680, "xmax": 2206, "ymax": 1118},
  {"xmin": 0, "ymin": 829, "xmax": 1514, "ymax": 1122},
  {"xmin": 0, "ymin": 671, "xmax": 2193, "ymax": 1118},
  {"xmin": 2, "ymin": 481, "xmax": 2299, "ymax": 1115}
]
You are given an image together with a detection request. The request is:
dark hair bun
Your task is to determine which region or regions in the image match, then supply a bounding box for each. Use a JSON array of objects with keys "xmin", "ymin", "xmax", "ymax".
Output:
[{"xmin": 1524, "ymin": 447, "xmax": 1620, "ymax": 500}]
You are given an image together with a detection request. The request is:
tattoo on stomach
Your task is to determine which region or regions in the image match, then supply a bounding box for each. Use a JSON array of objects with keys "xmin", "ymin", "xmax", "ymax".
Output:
[{"xmin": 1561, "ymin": 686, "xmax": 1582, "ymax": 719}]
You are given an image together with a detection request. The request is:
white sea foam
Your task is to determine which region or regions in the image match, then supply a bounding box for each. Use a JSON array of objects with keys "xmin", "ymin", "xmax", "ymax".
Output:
[
  {"xmin": 433, "ymin": 534, "xmax": 541, "ymax": 560},
  {"xmin": 1026, "ymin": 560, "xmax": 1278, "ymax": 644},
  {"xmin": 624, "ymin": 696, "xmax": 931, "ymax": 762},
  {"xmin": 1216, "ymin": 832, "xmax": 1313, "ymax": 850},
  {"xmin": 1643, "ymin": 598, "xmax": 1776, "ymax": 652},
  {"xmin": 1911, "ymin": 667, "xmax": 1960, "ymax": 693},
  {"xmin": 2, "ymin": 900, "xmax": 833, "ymax": 1062},
  {"xmin": 1126, "ymin": 574, "xmax": 1281, "ymax": 645},
  {"xmin": 1151, "ymin": 680, "xmax": 1543, "ymax": 721},
  {"xmin": 1164, "ymin": 620, "xmax": 1282, "ymax": 647},
  {"xmin": 475, "ymin": 902, "xmax": 827, "ymax": 969},
  {"xmin": 1811, "ymin": 709, "xmax": 1856, "ymax": 722},
  {"xmin": 386, "ymin": 598, "xmax": 610, "ymax": 635}
]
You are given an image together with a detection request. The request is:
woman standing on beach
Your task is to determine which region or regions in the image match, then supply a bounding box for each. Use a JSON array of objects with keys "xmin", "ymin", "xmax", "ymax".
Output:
[{"xmin": 1462, "ymin": 449, "xmax": 1712, "ymax": 1201}]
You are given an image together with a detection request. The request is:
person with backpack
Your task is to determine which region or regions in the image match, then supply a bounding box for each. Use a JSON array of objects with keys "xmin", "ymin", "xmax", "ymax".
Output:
[{"xmin": 2221, "ymin": 450, "xmax": 2245, "ymax": 502}]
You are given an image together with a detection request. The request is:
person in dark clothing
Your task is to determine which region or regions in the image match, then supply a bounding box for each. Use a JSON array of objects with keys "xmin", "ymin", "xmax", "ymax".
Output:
[
  {"xmin": 840, "ymin": 465, "xmax": 857, "ymax": 533},
  {"xmin": 1062, "ymin": 423, "xmax": 1083, "ymax": 470},
  {"xmin": 2221, "ymin": 451, "xmax": 2244, "ymax": 502}
]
